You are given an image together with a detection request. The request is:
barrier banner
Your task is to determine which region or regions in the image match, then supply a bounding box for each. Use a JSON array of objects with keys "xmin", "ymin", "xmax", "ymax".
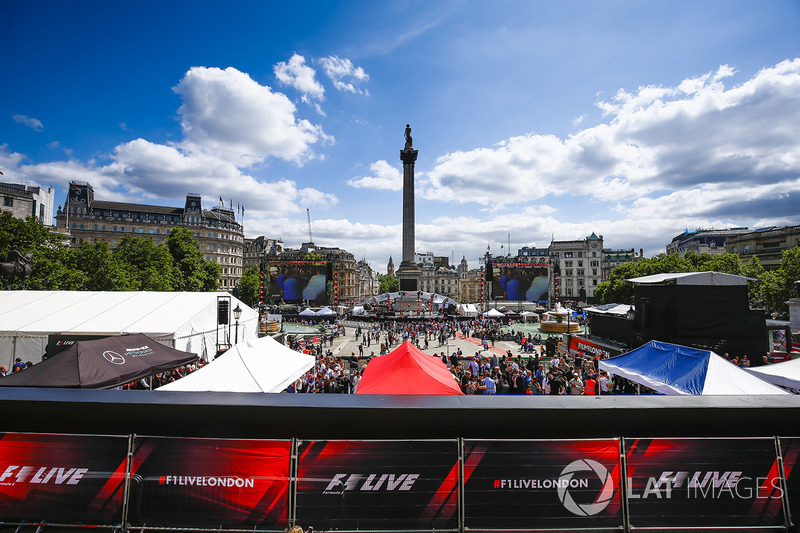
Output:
[
  {"xmin": 779, "ymin": 437, "xmax": 800, "ymax": 525},
  {"xmin": 625, "ymin": 438, "xmax": 784, "ymax": 527},
  {"xmin": 296, "ymin": 440, "xmax": 459, "ymax": 531},
  {"xmin": 463, "ymin": 439, "xmax": 622, "ymax": 530},
  {"xmin": 129, "ymin": 437, "xmax": 290, "ymax": 528},
  {"xmin": 0, "ymin": 432, "xmax": 127, "ymax": 524}
]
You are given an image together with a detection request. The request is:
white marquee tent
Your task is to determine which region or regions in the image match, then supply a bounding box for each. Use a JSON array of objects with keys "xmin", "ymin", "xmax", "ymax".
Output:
[
  {"xmin": 157, "ymin": 335, "xmax": 314, "ymax": 393},
  {"xmin": 746, "ymin": 359, "xmax": 800, "ymax": 390},
  {"xmin": 0, "ymin": 291, "xmax": 257, "ymax": 367}
]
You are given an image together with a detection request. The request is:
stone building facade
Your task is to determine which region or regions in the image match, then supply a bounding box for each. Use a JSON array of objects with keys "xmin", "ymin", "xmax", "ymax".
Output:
[
  {"xmin": 54, "ymin": 182, "xmax": 244, "ymax": 291},
  {"xmin": 0, "ymin": 182, "xmax": 55, "ymax": 226},
  {"xmin": 725, "ymin": 225, "xmax": 800, "ymax": 270}
]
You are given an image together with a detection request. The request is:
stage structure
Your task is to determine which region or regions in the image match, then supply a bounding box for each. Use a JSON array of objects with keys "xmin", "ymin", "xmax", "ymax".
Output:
[{"xmin": 359, "ymin": 291, "xmax": 458, "ymax": 317}]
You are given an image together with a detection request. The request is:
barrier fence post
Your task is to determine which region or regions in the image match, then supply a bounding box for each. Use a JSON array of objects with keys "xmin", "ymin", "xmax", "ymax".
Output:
[
  {"xmin": 619, "ymin": 437, "xmax": 631, "ymax": 533},
  {"xmin": 458, "ymin": 437, "xmax": 465, "ymax": 533},
  {"xmin": 774, "ymin": 436, "xmax": 794, "ymax": 532},
  {"xmin": 289, "ymin": 437, "xmax": 299, "ymax": 527},
  {"xmin": 120, "ymin": 433, "xmax": 134, "ymax": 533}
]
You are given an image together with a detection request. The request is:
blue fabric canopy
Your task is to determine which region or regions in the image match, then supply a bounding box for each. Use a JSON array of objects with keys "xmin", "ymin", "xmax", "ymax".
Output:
[{"xmin": 599, "ymin": 340, "xmax": 788, "ymax": 395}]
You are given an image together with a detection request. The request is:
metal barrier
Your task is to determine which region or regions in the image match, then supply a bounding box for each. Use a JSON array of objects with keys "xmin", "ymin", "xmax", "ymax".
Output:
[{"xmin": 0, "ymin": 432, "xmax": 798, "ymax": 532}]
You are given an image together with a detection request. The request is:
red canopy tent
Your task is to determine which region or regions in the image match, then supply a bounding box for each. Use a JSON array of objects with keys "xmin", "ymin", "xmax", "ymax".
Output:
[{"xmin": 355, "ymin": 340, "xmax": 464, "ymax": 395}]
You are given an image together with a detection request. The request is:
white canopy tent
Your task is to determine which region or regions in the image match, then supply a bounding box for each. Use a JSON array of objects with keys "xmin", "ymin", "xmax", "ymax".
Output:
[
  {"xmin": 457, "ymin": 303, "xmax": 479, "ymax": 317},
  {"xmin": 0, "ymin": 291, "xmax": 257, "ymax": 367},
  {"xmin": 157, "ymin": 335, "xmax": 314, "ymax": 393},
  {"xmin": 627, "ymin": 271, "xmax": 753, "ymax": 286},
  {"xmin": 746, "ymin": 359, "xmax": 800, "ymax": 390},
  {"xmin": 483, "ymin": 308, "xmax": 505, "ymax": 318},
  {"xmin": 315, "ymin": 307, "xmax": 336, "ymax": 316},
  {"xmin": 583, "ymin": 304, "xmax": 632, "ymax": 316},
  {"xmin": 599, "ymin": 340, "xmax": 789, "ymax": 396},
  {"xmin": 298, "ymin": 308, "xmax": 317, "ymax": 316}
]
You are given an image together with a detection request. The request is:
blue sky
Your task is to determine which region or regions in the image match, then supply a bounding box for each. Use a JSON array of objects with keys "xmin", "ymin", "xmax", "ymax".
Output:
[{"xmin": 3, "ymin": 0, "xmax": 800, "ymax": 271}]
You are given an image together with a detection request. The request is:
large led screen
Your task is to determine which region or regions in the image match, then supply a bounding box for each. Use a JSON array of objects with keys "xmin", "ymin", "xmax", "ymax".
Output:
[
  {"xmin": 491, "ymin": 263, "xmax": 549, "ymax": 302},
  {"xmin": 268, "ymin": 261, "xmax": 329, "ymax": 304}
]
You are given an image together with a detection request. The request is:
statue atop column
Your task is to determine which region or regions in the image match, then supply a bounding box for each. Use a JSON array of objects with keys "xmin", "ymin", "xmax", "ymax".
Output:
[{"xmin": 404, "ymin": 124, "xmax": 413, "ymax": 149}]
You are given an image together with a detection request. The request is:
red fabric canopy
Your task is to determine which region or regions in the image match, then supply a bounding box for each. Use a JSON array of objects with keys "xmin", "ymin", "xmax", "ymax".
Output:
[{"xmin": 355, "ymin": 340, "xmax": 464, "ymax": 395}]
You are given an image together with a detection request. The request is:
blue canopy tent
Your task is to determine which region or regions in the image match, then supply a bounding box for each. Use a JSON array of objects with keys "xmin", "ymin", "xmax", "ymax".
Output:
[{"xmin": 599, "ymin": 340, "xmax": 789, "ymax": 395}]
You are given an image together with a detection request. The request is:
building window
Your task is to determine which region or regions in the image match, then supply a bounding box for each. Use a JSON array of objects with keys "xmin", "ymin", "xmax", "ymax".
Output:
[
  {"xmin": 744, "ymin": 244, "xmax": 750, "ymax": 253},
  {"xmin": 113, "ymin": 226, "xmax": 118, "ymax": 231},
  {"xmin": 139, "ymin": 228, "xmax": 144, "ymax": 233},
  {"xmin": 93, "ymin": 225, "xmax": 98, "ymax": 230},
  {"xmin": 578, "ymin": 261, "xmax": 583, "ymax": 267},
  {"xmin": 593, "ymin": 269, "xmax": 598, "ymax": 276},
  {"xmin": 149, "ymin": 229, "xmax": 154, "ymax": 234},
  {"xmin": 593, "ymin": 279, "xmax": 598, "ymax": 286},
  {"xmin": 3, "ymin": 197, "xmax": 12, "ymax": 207},
  {"xmin": 565, "ymin": 261, "xmax": 573, "ymax": 267},
  {"xmin": 564, "ymin": 252, "xmax": 573, "ymax": 258}
]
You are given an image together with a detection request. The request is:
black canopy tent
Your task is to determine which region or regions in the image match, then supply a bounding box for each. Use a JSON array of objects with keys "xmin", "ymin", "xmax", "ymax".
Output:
[{"xmin": 0, "ymin": 334, "xmax": 197, "ymax": 389}]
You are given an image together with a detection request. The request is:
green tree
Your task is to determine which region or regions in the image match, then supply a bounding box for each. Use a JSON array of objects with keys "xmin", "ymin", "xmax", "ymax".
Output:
[
  {"xmin": 0, "ymin": 213, "xmax": 64, "ymax": 259},
  {"xmin": 112, "ymin": 235, "xmax": 176, "ymax": 291},
  {"xmin": 28, "ymin": 245, "xmax": 85, "ymax": 290},
  {"xmin": 166, "ymin": 228, "xmax": 220, "ymax": 291},
  {"xmin": 73, "ymin": 241, "xmax": 135, "ymax": 291},
  {"xmin": 378, "ymin": 275, "xmax": 399, "ymax": 294},
  {"xmin": 238, "ymin": 265, "xmax": 262, "ymax": 306}
]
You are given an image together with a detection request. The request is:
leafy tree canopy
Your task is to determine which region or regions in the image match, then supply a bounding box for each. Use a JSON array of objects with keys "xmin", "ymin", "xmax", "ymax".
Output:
[
  {"xmin": 595, "ymin": 250, "xmax": 800, "ymax": 318},
  {"xmin": 378, "ymin": 275, "xmax": 399, "ymax": 294}
]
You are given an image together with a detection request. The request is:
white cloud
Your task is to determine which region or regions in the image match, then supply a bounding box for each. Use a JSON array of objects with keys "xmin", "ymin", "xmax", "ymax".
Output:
[
  {"xmin": 318, "ymin": 56, "xmax": 369, "ymax": 94},
  {"xmin": 174, "ymin": 66, "xmax": 330, "ymax": 167},
  {"xmin": 424, "ymin": 59, "xmax": 800, "ymax": 216},
  {"xmin": 12, "ymin": 114, "xmax": 43, "ymax": 132},
  {"xmin": 274, "ymin": 53, "xmax": 326, "ymax": 102},
  {"xmin": 347, "ymin": 160, "xmax": 402, "ymax": 190}
]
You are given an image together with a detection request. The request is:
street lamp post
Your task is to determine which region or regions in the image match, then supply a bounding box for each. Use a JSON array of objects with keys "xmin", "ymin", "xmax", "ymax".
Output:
[{"xmin": 233, "ymin": 304, "xmax": 242, "ymax": 345}]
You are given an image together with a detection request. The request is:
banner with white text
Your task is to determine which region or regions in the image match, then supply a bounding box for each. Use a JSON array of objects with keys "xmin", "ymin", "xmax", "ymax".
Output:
[
  {"xmin": 128, "ymin": 436, "xmax": 291, "ymax": 528},
  {"xmin": 0, "ymin": 432, "xmax": 128, "ymax": 524},
  {"xmin": 625, "ymin": 438, "xmax": 784, "ymax": 527},
  {"xmin": 463, "ymin": 439, "xmax": 622, "ymax": 530},
  {"xmin": 296, "ymin": 440, "xmax": 459, "ymax": 531}
]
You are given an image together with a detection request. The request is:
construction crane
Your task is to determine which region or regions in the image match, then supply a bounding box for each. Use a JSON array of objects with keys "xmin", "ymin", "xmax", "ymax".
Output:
[{"xmin": 307, "ymin": 208, "xmax": 313, "ymax": 243}]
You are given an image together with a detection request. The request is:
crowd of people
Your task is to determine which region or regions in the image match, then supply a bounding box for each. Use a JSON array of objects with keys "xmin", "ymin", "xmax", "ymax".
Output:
[{"xmin": 280, "ymin": 317, "xmax": 650, "ymax": 395}]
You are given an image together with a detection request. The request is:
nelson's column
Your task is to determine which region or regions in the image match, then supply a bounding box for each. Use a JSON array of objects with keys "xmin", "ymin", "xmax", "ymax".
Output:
[{"xmin": 395, "ymin": 124, "xmax": 422, "ymax": 291}]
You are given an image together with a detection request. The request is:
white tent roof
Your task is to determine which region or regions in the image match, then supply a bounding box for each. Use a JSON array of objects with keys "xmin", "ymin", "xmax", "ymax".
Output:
[
  {"xmin": 483, "ymin": 308, "xmax": 505, "ymax": 318},
  {"xmin": 298, "ymin": 308, "xmax": 316, "ymax": 316},
  {"xmin": 746, "ymin": 359, "xmax": 800, "ymax": 390},
  {"xmin": 0, "ymin": 291, "xmax": 257, "ymax": 367},
  {"xmin": 315, "ymin": 307, "xmax": 336, "ymax": 316},
  {"xmin": 627, "ymin": 271, "xmax": 752, "ymax": 286},
  {"xmin": 157, "ymin": 335, "xmax": 314, "ymax": 393},
  {"xmin": 599, "ymin": 340, "xmax": 789, "ymax": 395},
  {"xmin": 584, "ymin": 304, "xmax": 632, "ymax": 316}
]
